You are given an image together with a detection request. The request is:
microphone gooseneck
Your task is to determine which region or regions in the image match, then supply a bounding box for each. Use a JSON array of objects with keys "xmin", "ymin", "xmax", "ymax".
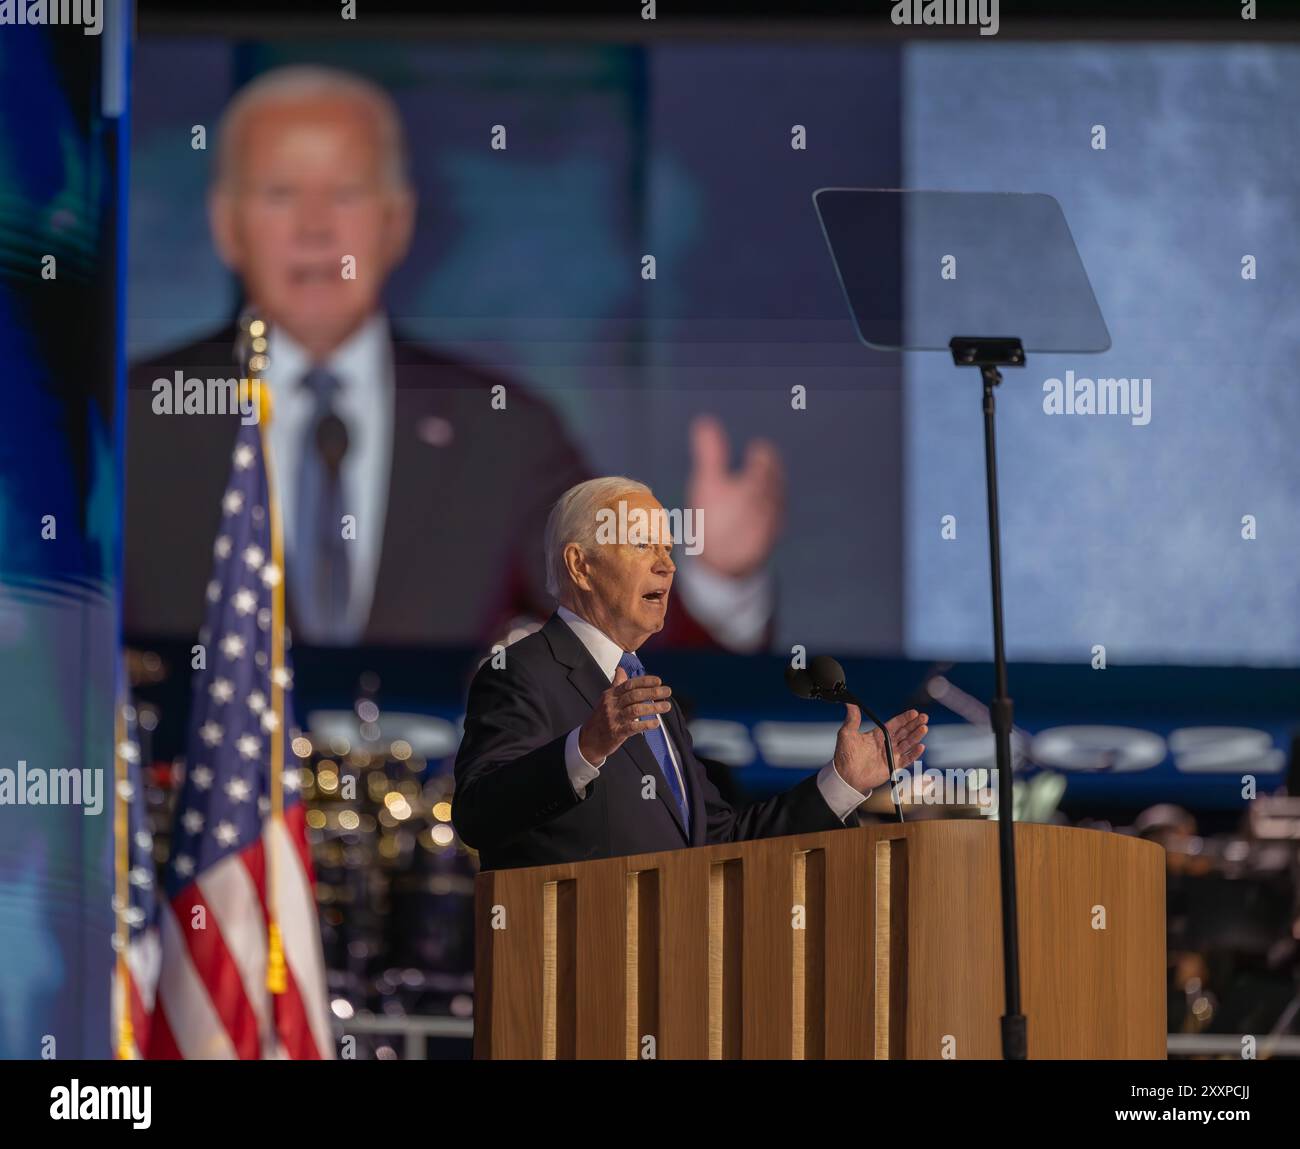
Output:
[{"xmin": 785, "ymin": 655, "xmax": 905, "ymax": 824}]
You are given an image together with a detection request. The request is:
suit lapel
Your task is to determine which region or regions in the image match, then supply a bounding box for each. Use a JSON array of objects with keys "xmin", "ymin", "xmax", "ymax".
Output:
[
  {"xmin": 623, "ymin": 727, "xmax": 689, "ymax": 842},
  {"xmin": 542, "ymin": 614, "xmax": 689, "ymax": 844},
  {"xmin": 662, "ymin": 698, "xmax": 707, "ymax": 846}
]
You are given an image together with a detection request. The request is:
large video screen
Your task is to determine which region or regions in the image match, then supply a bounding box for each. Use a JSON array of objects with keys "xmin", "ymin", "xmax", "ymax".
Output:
[{"xmin": 127, "ymin": 37, "xmax": 1300, "ymax": 666}]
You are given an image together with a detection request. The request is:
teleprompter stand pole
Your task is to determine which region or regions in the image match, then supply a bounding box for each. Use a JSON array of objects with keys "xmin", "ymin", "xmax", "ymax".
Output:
[{"xmin": 950, "ymin": 335, "xmax": 1028, "ymax": 1061}]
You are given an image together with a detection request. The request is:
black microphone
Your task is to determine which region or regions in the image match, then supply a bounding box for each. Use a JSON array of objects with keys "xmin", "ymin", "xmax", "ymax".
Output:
[
  {"xmin": 785, "ymin": 655, "xmax": 905, "ymax": 823},
  {"xmin": 784, "ymin": 664, "xmax": 815, "ymax": 699},
  {"xmin": 809, "ymin": 654, "xmax": 847, "ymax": 697}
]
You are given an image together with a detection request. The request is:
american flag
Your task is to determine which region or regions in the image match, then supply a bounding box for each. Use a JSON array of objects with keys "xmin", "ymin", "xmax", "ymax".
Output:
[
  {"xmin": 112, "ymin": 684, "xmax": 160, "ymax": 1059},
  {"xmin": 149, "ymin": 409, "xmax": 333, "ymax": 1059}
]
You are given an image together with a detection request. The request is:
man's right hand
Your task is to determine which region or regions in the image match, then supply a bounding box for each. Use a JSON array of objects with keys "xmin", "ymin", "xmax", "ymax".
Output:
[{"xmin": 577, "ymin": 667, "xmax": 673, "ymax": 765}]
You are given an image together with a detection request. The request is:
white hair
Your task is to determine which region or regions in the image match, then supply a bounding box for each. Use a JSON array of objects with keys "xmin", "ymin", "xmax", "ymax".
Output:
[
  {"xmin": 545, "ymin": 476, "xmax": 653, "ymax": 600},
  {"xmin": 213, "ymin": 65, "xmax": 411, "ymax": 191}
]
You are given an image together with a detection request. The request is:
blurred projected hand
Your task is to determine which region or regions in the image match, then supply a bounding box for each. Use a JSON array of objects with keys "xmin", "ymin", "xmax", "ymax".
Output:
[{"xmin": 686, "ymin": 414, "xmax": 784, "ymax": 579}]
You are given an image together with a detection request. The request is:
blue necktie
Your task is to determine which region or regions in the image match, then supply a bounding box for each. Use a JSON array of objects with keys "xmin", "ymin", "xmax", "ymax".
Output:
[
  {"xmin": 619, "ymin": 651, "xmax": 690, "ymax": 832},
  {"xmin": 294, "ymin": 367, "xmax": 352, "ymax": 643}
]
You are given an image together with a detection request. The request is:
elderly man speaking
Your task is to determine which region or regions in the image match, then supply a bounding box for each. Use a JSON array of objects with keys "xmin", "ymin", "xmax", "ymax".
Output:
[{"xmin": 453, "ymin": 477, "xmax": 928, "ymax": 871}]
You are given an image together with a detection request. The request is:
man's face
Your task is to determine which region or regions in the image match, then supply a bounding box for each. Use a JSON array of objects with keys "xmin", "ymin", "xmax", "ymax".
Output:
[
  {"xmin": 573, "ymin": 489, "xmax": 677, "ymax": 650},
  {"xmin": 209, "ymin": 97, "xmax": 414, "ymax": 357}
]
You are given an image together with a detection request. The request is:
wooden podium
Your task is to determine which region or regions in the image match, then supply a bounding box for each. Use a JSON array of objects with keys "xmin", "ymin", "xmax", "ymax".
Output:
[{"xmin": 472, "ymin": 821, "xmax": 1165, "ymax": 1059}]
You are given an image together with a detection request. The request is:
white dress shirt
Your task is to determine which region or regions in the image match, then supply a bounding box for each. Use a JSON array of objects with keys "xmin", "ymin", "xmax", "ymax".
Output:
[
  {"xmin": 265, "ymin": 313, "xmax": 394, "ymax": 644},
  {"xmin": 557, "ymin": 605, "xmax": 869, "ymax": 824}
]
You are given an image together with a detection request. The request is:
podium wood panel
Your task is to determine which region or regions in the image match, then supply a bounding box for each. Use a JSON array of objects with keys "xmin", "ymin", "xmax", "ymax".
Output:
[{"xmin": 473, "ymin": 821, "xmax": 1165, "ymax": 1059}]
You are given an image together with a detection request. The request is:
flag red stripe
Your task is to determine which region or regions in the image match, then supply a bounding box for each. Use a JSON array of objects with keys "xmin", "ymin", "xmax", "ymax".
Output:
[
  {"xmin": 273, "ymin": 967, "xmax": 323, "ymax": 1059},
  {"xmin": 128, "ymin": 976, "xmax": 151, "ymax": 1059},
  {"xmin": 240, "ymin": 825, "xmax": 324, "ymax": 1059},
  {"xmin": 171, "ymin": 881, "xmax": 263, "ymax": 1060},
  {"xmin": 147, "ymin": 996, "xmax": 185, "ymax": 1061}
]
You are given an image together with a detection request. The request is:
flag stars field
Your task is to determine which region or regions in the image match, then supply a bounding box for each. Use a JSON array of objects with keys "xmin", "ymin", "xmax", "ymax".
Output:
[
  {"xmin": 224, "ymin": 778, "xmax": 253, "ymax": 803},
  {"xmin": 209, "ymin": 677, "xmax": 234, "ymax": 704}
]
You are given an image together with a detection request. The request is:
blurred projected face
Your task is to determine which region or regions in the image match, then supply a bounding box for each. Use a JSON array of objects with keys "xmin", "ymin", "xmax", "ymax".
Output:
[{"xmin": 210, "ymin": 96, "xmax": 414, "ymax": 360}]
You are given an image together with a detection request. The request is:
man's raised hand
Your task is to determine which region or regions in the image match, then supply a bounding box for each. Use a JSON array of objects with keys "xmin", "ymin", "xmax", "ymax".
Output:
[{"xmin": 577, "ymin": 666, "xmax": 673, "ymax": 766}]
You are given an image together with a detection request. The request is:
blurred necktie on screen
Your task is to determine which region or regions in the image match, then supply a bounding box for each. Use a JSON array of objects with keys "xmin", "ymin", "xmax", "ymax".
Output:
[{"xmin": 294, "ymin": 367, "xmax": 352, "ymax": 645}]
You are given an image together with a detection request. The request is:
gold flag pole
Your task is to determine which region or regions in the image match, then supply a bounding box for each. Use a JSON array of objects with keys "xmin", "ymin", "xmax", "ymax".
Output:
[
  {"xmin": 113, "ymin": 686, "xmax": 134, "ymax": 1058},
  {"xmin": 245, "ymin": 319, "xmax": 288, "ymax": 997}
]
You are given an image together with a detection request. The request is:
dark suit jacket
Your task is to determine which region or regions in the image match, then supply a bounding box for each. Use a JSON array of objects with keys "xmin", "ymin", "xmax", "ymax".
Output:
[
  {"xmin": 453, "ymin": 612, "xmax": 848, "ymax": 870},
  {"xmin": 124, "ymin": 324, "xmax": 715, "ymax": 649}
]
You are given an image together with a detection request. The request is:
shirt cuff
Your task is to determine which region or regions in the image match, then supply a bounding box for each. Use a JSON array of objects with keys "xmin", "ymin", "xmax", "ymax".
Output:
[
  {"xmin": 565, "ymin": 726, "xmax": 604, "ymax": 798},
  {"xmin": 816, "ymin": 761, "xmax": 870, "ymax": 823},
  {"xmin": 674, "ymin": 560, "xmax": 773, "ymax": 653}
]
